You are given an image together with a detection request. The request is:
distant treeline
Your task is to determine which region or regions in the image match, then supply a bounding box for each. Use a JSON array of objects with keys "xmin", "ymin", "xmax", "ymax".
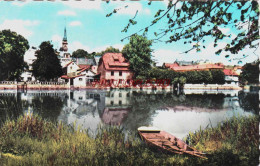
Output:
[{"xmin": 139, "ymin": 68, "xmax": 225, "ymax": 84}]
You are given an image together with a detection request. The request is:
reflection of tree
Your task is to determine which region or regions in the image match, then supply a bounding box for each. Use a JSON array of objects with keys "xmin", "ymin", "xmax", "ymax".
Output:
[
  {"xmin": 131, "ymin": 92, "xmax": 225, "ymax": 110},
  {"xmin": 182, "ymin": 94, "xmax": 225, "ymax": 109},
  {"xmin": 238, "ymin": 91, "xmax": 259, "ymax": 114},
  {"xmin": 119, "ymin": 92, "xmax": 226, "ymax": 131},
  {"xmin": 0, "ymin": 95, "xmax": 23, "ymax": 123},
  {"xmin": 31, "ymin": 96, "xmax": 65, "ymax": 121}
]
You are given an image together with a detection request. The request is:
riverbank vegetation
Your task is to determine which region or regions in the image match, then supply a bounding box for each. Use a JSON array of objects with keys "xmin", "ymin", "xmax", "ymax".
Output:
[
  {"xmin": 0, "ymin": 114, "xmax": 258, "ymax": 166},
  {"xmin": 137, "ymin": 68, "xmax": 225, "ymax": 86}
]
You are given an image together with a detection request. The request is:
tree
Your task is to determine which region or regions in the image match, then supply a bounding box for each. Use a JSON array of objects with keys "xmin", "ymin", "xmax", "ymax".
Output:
[
  {"xmin": 211, "ymin": 69, "xmax": 225, "ymax": 84},
  {"xmin": 186, "ymin": 71, "xmax": 199, "ymax": 84},
  {"xmin": 0, "ymin": 30, "xmax": 29, "ymax": 81},
  {"xmin": 32, "ymin": 41, "xmax": 63, "ymax": 81},
  {"xmin": 122, "ymin": 34, "xmax": 153, "ymax": 77},
  {"xmin": 72, "ymin": 49, "xmax": 95, "ymax": 59},
  {"xmin": 107, "ymin": 1, "xmax": 259, "ymax": 60},
  {"xmin": 239, "ymin": 61, "xmax": 259, "ymax": 85},
  {"xmin": 199, "ymin": 70, "xmax": 213, "ymax": 84},
  {"xmin": 95, "ymin": 46, "xmax": 120, "ymax": 57}
]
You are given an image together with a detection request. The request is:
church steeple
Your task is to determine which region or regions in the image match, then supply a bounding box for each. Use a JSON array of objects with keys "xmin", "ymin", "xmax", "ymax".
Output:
[
  {"xmin": 61, "ymin": 26, "xmax": 68, "ymax": 52},
  {"xmin": 63, "ymin": 27, "xmax": 67, "ymax": 41}
]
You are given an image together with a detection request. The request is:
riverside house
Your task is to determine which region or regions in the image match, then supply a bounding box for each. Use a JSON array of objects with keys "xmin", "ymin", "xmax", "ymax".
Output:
[
  {"xmin": 223, "ymin": 69, "xmax": 239, "ymax": 85},
  {"xmin": 61, "ymin": 61, "xmax": 95, "ymax": 87},
  {"xmin": 97, "ymin": 53, "xmax": 133, "ymax": 86},
  {"xmin": 163, "ymin": 61, "xmax": 241, "ymax": 86}
]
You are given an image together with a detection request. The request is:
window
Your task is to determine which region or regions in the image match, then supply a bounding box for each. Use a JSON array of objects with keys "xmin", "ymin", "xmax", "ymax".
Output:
[
  {"xmin": 119, "ymin": 100, "xmax": 122, "ymax": 105},
  {"xmin": 79, "ymin": 97, "xmax": 83, "ymax": 100},
  {"xmin": 119, "ymin": 93, "xmax": 122, "ymax": 97},
  {"xmin": 79, "ymin": 78, "xmax": 83, "ymax": 81},
  {"xmin": 110, "ymin": 101, "xmax": 114, "ymax": 105},
  {"xmin": 111, "ymin": 71, "xmax": 114, "ymax": 76},
  {"xmin": 119, "ymin": 71, "xmax": 122, "ymax": 76}
]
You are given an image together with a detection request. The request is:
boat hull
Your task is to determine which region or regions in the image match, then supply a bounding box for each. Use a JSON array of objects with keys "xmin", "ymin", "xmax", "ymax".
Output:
[{"xmin": 138, "ymin": 127, "xmax": 207, "ymax": 159}]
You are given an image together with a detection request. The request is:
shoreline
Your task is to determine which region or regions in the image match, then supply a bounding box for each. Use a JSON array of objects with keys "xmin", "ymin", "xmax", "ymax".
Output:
[{"xmin": 0, "ymin": 82, "xmax": 243, "ymax": 91}]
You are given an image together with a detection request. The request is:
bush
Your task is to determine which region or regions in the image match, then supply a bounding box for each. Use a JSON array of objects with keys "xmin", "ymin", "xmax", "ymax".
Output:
[{"xmin": 0, "ymin": 114, "xmax": 258, "ymax": 165}]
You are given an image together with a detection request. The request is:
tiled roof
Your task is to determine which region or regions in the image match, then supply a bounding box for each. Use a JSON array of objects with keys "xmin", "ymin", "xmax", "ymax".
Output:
[
  {"xmin": 61, "ymin": 74, "xmax": 85, "ymax": 79},
  {"xmin": 223, "ymin": 69, "xmax": 239, "ymax": 76},
  {"xmin": 235, "ymin": 66, "xmax": 243, "ymax": 69},
  {"xmin": 101, "ymin": 53, "xmax": 130, "ymax": 71},
  {"xmin": 171, "ymin": 64, "xmax": 224, "ymax": 71},
  {"xmin": 164, "ymin": 63, "xmax": 179, "ymax": 68},
  {"xmin": 78, "ymin": 65, "xmax": 91, "ymax": 70},
  {"xmin": 64, "ymin": 61, "xmax": 73, "ymax": 67}
]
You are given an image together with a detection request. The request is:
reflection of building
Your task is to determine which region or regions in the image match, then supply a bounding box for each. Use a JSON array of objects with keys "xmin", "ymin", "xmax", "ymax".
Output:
[
  {"xmin": 97, "ymin": 53, "xmax": 133, "ymax": 82},
  {"xmin": 105, "ymin": 90, "xmax": 131, "ymax": 106},
  {"xmin": 101, "ymin": 90, "xmax": 132, "ymax": 125},
  {"xmin": 102, "ymin": 108, "xmax": 130, "ymax": 125}
]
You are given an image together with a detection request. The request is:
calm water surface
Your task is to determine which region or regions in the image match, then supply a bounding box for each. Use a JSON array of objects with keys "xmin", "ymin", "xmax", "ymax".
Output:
[{"xmin": 0, "ymin": 89, "xmax": 258, "ymax": 139}]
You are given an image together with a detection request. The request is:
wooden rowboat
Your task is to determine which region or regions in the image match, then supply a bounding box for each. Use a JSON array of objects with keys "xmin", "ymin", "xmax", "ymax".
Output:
[{"xmin": 138, "ymin": 126, "xmax": 207, "ymax": 159}]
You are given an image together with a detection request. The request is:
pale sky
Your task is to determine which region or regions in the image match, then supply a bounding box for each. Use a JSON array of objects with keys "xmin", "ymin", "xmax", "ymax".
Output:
[{"xmin": 0, "ymin": 0, "xmax": 258, "ymax": 66}]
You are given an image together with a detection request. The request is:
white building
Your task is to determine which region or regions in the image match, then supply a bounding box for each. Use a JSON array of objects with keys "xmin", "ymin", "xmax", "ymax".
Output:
[
  {"xmin": 21, "ymin": 48, "xmax": 37, "ymax": 82},
  {"xmin": 61, "ymin": 61, "xmax": 96, "ymax": 87},
  {"xmin": 223, "ymin": 69, "xmax": 239, "ymax": 85}
]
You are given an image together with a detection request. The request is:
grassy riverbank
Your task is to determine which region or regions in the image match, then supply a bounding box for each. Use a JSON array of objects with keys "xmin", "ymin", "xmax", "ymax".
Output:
[{"xmin": 0, "ymin": 114, "xmax": 258, "ymax": 166}]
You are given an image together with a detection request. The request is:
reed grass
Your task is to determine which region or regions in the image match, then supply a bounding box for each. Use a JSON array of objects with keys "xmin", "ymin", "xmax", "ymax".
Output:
[{"xmin": 0, "ymin": 114, "xmax": 258, "ymax": 166}]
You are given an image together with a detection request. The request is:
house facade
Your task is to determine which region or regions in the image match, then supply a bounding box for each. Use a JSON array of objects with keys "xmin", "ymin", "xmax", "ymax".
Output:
[
  {"xmin": 97, "ymin": 53, "xmax": 133, "ymax": 84},
  {"xmin": 223, "ymin": 69, "xmax": 239, "ymax": 85},
  {"xmin": 61, "ymin": 60, "xmax": 95, "ymax": 87}
]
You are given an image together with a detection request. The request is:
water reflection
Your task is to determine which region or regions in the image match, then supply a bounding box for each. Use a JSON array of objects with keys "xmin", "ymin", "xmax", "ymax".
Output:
[{"xmin": 0, "ymin": 89, "xmax": 256, "ymax": 138}]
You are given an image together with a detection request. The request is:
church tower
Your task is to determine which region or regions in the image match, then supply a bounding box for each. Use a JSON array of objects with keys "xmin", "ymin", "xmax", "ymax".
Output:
[{"xmin": 61, "ymin": 27, "xmax": 68, "ymax": 52}]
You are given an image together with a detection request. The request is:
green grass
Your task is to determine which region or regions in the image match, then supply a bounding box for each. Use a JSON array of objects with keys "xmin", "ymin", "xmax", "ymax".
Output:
[{"xmin": 0, "ymin": 114, "xmax": 258, "ymax": 166}]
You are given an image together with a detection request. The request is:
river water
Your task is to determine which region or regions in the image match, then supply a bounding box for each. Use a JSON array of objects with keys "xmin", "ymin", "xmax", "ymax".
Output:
[{"xmin": 0, "ymin": 89, "xmax": 258, "ymax": 139}]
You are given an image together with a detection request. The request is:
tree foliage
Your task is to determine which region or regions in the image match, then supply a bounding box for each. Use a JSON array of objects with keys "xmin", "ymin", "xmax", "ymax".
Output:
[
  {"xmin": 72, "ymin": 49, "xmax": 94, "ymax": 59},
  {"xmin": 32, "ymin": 41, "xmax": 63, "ymax": 81},
  {"xmin": 108, "ymin": 1, "xmax": 259, "ymax": 59},
  {"xmin": 146, "ymin": 67, "xmax": 225, "ymax": 84},
  {"xmin": 122, "ymin": 34, "xmax": 153, "ymax": 77},
  {"xmin": 239, "ymin": 60, "xmax": 259, "ymax": 85},
  {"xmin": 0, "ymin": 30, "xmax": 29, "ymax": 81},
  {"xmin": 95, "ymin": 46, "xmax": 121, "ymax": 57},
  {"xmin": 211, "ymin": 69, "xmax": 225, "ymax": 84}
]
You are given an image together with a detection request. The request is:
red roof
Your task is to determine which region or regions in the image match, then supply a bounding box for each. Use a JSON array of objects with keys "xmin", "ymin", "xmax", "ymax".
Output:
[
  {"xmin": 101, "ymin": 53, "xmax": 130, "ymax": 71},
  {"xmin": 61, "ymin": 74, "xmax": 85, "ymax": 79},
  {"xmin": 78, "ymin": 65, "xmax": 91, "ymax": 70},
  {"xmin": 164, "ymin": 63, "xmax": 179, "ymax": 68},
  {"xmin": 223, "ymin": 69, "xmax": 239, "ymax": 76},
  {"xmin": 64, "ymin": 61, "xmax": 73, "ymax": 67},
  {"xmin": 171, "ymin": 64, "xmax": 224, "ymax": 71}
]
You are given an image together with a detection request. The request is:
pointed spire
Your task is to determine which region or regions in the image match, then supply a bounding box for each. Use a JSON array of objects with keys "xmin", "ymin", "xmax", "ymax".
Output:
[{"xmin": 63, "ymin": 26, "xmax": 67, "ymax": 41}]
